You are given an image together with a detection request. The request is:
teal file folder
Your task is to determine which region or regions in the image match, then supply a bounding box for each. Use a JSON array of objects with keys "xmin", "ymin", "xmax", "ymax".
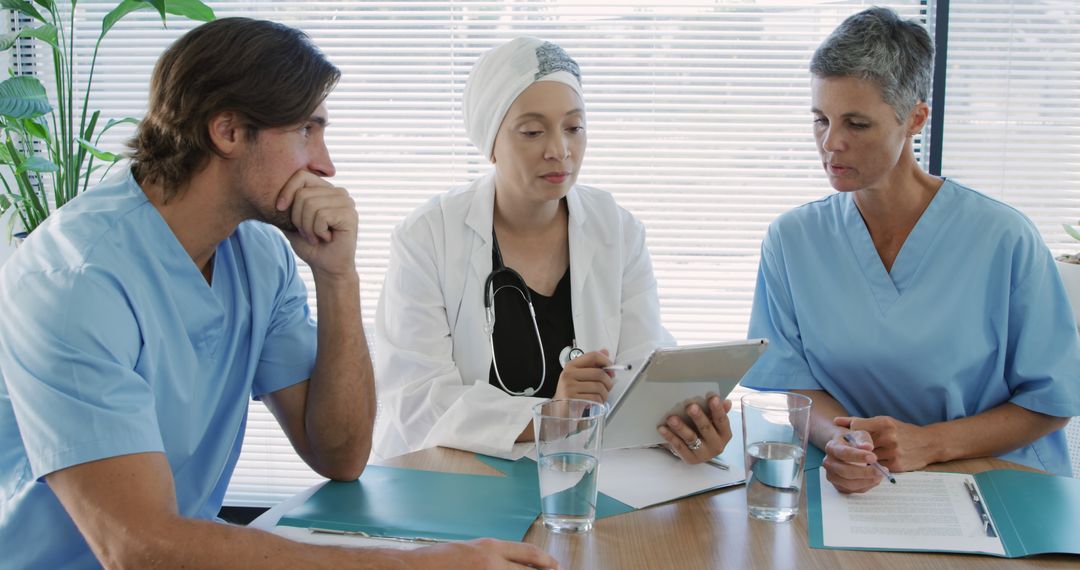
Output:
[
  {"xmin": 807, "ymin": 467, "xmax": 1080, "ymax": 557},
  {"xmin": 976, "ymin": 469, "xmax": 1080, "ymax": 557},
  {"xmin": 804, "ymin": 444, "xmax": 825, "ymax": 471},
  {"xmin": 277, "ymin": 465, "xmax": 540, "ymax": 542}
]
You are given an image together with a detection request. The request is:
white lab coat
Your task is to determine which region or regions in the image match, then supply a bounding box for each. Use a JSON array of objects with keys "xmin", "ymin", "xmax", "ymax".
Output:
[{"xmin": 373, "ymin": 173, "xmax": 674, "ymax": 459}]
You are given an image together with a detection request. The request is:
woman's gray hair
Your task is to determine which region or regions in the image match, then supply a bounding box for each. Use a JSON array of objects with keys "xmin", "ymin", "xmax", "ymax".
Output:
[{"xmin": 810, "ymin": 7, "xmax": 934, "ymax": 121}]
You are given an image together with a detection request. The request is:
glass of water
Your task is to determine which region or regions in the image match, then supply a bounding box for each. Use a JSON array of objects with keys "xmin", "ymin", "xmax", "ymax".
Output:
[
  {"xmin": 532, "ymin": 399, "xmax": 606, "ymax": 534},
  {"xmin": 741, "ymin": 391, "xmax": 812, "ymax": 522}
]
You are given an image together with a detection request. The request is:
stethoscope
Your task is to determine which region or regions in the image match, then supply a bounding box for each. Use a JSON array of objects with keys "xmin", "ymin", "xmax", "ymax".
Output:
[{"xmin": 483, "ymin": 231, "xmax": 581, "ymax": 396}]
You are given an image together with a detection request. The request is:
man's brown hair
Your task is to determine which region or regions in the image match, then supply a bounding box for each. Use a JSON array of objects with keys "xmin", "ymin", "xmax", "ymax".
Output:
[{"xmin": 128, "ymin": 18, "xmax": 340, "ymax": 200}]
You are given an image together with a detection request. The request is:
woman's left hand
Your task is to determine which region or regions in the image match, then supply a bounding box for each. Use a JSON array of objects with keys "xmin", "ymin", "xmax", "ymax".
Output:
[
  {"xmin": 834, "ymin": 415, "xmax": 938, "ymax": 473},
  {"xmin": 657, "ymin": 394, "xmax": 733, "ymax": 464}
]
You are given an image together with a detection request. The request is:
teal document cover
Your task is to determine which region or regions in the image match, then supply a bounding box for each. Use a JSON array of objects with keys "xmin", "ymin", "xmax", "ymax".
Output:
[
  {"xmin": 975, "ymin": 469, "xmax": 1080, "ymax": 557},
  {"xmin": 475, "ymin": 454, "xmax": 636, "ymax": 519},
  {"xmin": 805, "ymin": 444, "xmax": 825, "ymax": 471},
  {"xmin": 807, "ymin": 467, "xmax": 1080, "ymax": 557},
  {"xmin": 278, "ymin": 465, "xmax": 539, "ymax": 542}
]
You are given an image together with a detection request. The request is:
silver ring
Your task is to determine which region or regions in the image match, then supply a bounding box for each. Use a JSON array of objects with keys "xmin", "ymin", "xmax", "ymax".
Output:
[{"xmin": 687, "ymin": 438, "xmax": 703, "ymax": 451}]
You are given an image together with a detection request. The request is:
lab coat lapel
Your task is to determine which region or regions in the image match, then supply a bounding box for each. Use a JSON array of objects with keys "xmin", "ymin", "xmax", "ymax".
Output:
[
  {"xmin": 566, "ymin": 186, "xmax": 613, "ymax": 351},
  {"xmin": 466, "ymin": 174, "xmax": 496, "ymax": 289}
]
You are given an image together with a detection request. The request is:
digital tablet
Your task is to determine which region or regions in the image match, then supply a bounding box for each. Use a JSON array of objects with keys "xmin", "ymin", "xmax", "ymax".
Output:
[{"xmin": 603, "ymin": 339, "xmax": 768, "ymax": 450}]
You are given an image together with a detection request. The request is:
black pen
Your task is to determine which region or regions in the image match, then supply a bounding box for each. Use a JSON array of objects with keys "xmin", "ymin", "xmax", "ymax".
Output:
[{"xmin": 842, "ymin": 433, "xmax": 897, "ymax": 484}]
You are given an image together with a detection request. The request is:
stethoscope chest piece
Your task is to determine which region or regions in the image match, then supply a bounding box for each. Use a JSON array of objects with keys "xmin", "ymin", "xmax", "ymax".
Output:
[{"xmin": 558, "ymin": 339, "xmax": 584, "ymax": 368}]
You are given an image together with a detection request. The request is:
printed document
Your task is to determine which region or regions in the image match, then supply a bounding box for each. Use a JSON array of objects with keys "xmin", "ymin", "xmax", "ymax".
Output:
[{"xmin": 819, "ymin": 470, "xmax": 1005, "ymax": 555}]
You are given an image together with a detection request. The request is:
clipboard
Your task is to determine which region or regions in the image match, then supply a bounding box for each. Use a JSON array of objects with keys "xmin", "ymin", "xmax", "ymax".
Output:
[{"xmin": 603, "ymin": 339, "xmax": 768, "ymax": 450}]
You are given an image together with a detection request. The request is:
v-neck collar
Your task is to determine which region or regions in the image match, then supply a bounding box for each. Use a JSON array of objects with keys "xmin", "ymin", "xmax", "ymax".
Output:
[
  {"xmin": 841, "ymin": 179, "xmax": 954, "ymax": 314},
  {"xmin": 133, "ymin": 173, "xmax": 228, "ymax": 302}
]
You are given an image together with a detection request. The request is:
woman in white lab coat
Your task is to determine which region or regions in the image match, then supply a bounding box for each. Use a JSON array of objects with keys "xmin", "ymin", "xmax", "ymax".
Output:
[{"xmin": 374, "ymin": 37, "xmax": 734, "ymax": 462}]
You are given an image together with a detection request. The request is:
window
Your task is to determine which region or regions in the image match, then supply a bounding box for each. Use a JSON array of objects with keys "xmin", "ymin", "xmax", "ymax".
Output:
[
  {"xmin": 937, "ymin": 0, "xmax": 1080, "ymax": 255},
  {"xmin": 61, "ymin": 1, "xmax": 1077, "ymax": 505}
]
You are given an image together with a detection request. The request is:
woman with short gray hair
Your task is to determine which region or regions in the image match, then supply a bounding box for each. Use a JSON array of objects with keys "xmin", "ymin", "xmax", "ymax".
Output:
[{"xmin": 742, "ymin": 7, "xmax": 1080, "ymax": 492}]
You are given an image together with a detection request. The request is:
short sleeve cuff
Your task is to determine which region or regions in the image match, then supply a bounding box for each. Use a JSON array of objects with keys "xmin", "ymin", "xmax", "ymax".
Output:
[
  {"xmin": 30, "ymin": 430, "xmax": 164, "ymax": 481},
  {"xmin": 252, "ymin": 362, "xmax": 313, "ymax": 400},
  {"xmin": 1009, "ymin": 392, "xmax": 1080, "ymax": 419},
  {"xmin": 740, "ymin": 368, "xmax": 822, "ymax": 392}
]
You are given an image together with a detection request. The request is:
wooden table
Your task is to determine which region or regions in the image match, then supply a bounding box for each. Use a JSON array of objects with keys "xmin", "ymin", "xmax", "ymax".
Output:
[{"xmin": 377, "ymin": 449, "xmax": 1076, "ymax": 570}]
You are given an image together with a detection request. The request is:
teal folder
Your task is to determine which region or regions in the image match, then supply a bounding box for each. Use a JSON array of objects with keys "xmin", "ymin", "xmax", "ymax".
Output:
[
  {"xmin": 807, "ymin": 468, "xmax": 1080, "ymax": 557},
  {"xmin": 804, "ymin": 444, "xmax": 825, "ymax": 471},
  {"xmin": 278, "ymin": 465, "xmax": 540, "ymax": 542},
  {"xmin": 475, "ymin": 454, "xmax": 636, "ymax": 519}
]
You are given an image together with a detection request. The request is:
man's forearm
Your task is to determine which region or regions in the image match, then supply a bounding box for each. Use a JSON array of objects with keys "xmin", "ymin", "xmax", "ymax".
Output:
[
  {"xmin": 307, "ymin": 270, "xmax": 375, "ymax": 480},
  {"xmin": 124, "ymin": 516, "xmax": 407, "ymax": 570}
]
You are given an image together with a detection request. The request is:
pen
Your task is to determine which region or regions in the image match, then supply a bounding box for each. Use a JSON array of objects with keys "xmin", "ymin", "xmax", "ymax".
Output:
[
  {"xmin": 963, "ymin": 479, "xmax": 997, "ymax": 538},
  {"xmin": 841, "ymin": 433, "xmax": 896, "ymax": 484},
  {"xmin": 706, "ymin": 457, "xmax": 730, "ymax": 471},
  {"xmin": 308, "ymin": 527, "xmax": 447, "ymax": 544},
  {"xmin": 603, "ymin": 363, "xmax": 632, "ymax": 372}
]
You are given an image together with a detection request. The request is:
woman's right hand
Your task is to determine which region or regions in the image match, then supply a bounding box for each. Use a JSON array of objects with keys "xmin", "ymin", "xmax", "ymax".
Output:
[
  {"xmin": 823, "ymin": 429, "xmax": 884, "ymax": 494},
  {"xmin": 553, "ymin": 349, "xmax": 614, "ymax": 404}
]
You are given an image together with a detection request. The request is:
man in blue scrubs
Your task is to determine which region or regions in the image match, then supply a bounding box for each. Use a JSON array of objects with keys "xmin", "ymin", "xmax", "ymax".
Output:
[
  {"xmin": 0, "ymin": 18, "xmax": 556, "ymax": 570},
  {"xmin": 743, "ymin": 7, "xmax": 1080, "ymax": 493}
]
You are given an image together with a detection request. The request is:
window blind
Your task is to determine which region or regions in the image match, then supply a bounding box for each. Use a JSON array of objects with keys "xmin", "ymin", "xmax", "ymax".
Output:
[
  {"xmin": 938, "ymin": 0, "xmax": 1080, "ymax": 257},
  {"xmin": 55, "ymin": 0, "xmax": 1021, "ymax": 507}
]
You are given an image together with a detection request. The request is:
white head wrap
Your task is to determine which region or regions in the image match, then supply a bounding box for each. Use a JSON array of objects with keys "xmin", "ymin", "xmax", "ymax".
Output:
[{"xmin": 464, "ymin": 37, "xmax": 583, "ymax": 161}]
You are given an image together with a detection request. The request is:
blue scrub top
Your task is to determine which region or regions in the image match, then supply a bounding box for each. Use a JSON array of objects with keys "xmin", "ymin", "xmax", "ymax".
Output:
[
  {"xmin": 0, "ymin": 172, "xmax": 317, "ymax": 568},
  {"xmin": 743, "ymin": 179, "xmax": 1080, "ymax": 476}
]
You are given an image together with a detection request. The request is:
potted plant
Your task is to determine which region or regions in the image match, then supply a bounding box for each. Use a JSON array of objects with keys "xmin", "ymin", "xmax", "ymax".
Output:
[
  {"xmin": 0, "ymin": 0, "xmax": 215, "ymax": 245},
  {"xmin": 1057, "ymin": 222, "xmax": 1080, "ymax": 326}
]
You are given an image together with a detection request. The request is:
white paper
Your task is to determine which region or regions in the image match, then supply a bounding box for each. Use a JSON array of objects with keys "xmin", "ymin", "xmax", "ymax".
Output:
[
  {"xmin": 597, "ymin": 447, "xmax": 745, "ymax": 509},
  {"xmin": 270, "ymin": 525, "xmax": 426, "ymax": 550},
  {"xmin": 819, "ymin": 470, "xmax": 1006, "ymax": 556}
]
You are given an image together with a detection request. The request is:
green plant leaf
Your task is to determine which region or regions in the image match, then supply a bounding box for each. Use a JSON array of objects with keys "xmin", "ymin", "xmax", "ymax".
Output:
[
  {"xmin": 142, "ymin": 0, "xmax": 168, "ymax": 23},
  {"xmin": 101, "ymin": 117, "xmax": 140, "ymax": 134},
  {"xmin": 0, "ymin": 144, "xmax": 12, "ymax": 164},
  {"xmin": 83, "ymin": 110, "xmax": 101, "ymax": 141},
  {"xmin": 0, "ymin": 76, "xmax": 50, "ymax": 119},
  {"xmin": 101, "ymin": 0, "xmax": 151, "ymax": 39},
  {"xmin": 101, "ymin": 0, "xmax": 212, "ymax": 40},
  {"xmin": 21, "ymin": 23, "xmax": 57, "ymax": 48},
  {"xmin": 0, "ymin": 193, "xmax": 10, "ymax": 211},
  {"xmin": 164, "ymin": 0, "xmax": 216, "ymax": 22},
  {"xmin": 31, "ymin": 1, "xmax": 53, "ymax": 11},
  {"xmin": 15, "ymin": 155, "xmax": 57, "ymax": 174},
  {"xmin": 0, "ymin": 31, "xmax": 20, "ymax": 52},
  {"xmin": 1064, "ymin": 224, "xmax": 1080, "ymax": 242},
  {"xmin": 76, "ymin": 137, "xmax": 121, "ymax": 163},
  {"xmin": 20, "ymin": 118, "xmax": 48, "ymax": 141},
  {"xmin": 0, "ymin": 0, "xmax": 48, "ymax": 24},
  {"xmin": 0, "ymin": 24, "xmax": 57, "ymax": 51}
]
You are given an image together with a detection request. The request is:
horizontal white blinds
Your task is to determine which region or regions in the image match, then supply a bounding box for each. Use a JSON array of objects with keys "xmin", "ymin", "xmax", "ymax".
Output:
[
  {"xmin": 940, "ymin": 0, "xmax": 1080, "ymax": 255},
  {"xmin": 63, "ymin": 1, "xmax": 970, "ymax": 506}
]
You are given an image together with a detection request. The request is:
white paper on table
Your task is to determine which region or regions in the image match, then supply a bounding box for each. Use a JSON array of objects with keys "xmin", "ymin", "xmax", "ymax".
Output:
[
  {"xmin": 501, "ymin": 442, "xmax": 535, "ymax": 461},
  {"xmin": 819, "ymin": 470, "xmax": 1006, "ymax": 555},
  {"xmin": 270, "ymin": 524, "xmax": 426, "ymax": 550},
  {"xmin": 597, "ymin": 447, "xmax": 745, "ymax": 509}
]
